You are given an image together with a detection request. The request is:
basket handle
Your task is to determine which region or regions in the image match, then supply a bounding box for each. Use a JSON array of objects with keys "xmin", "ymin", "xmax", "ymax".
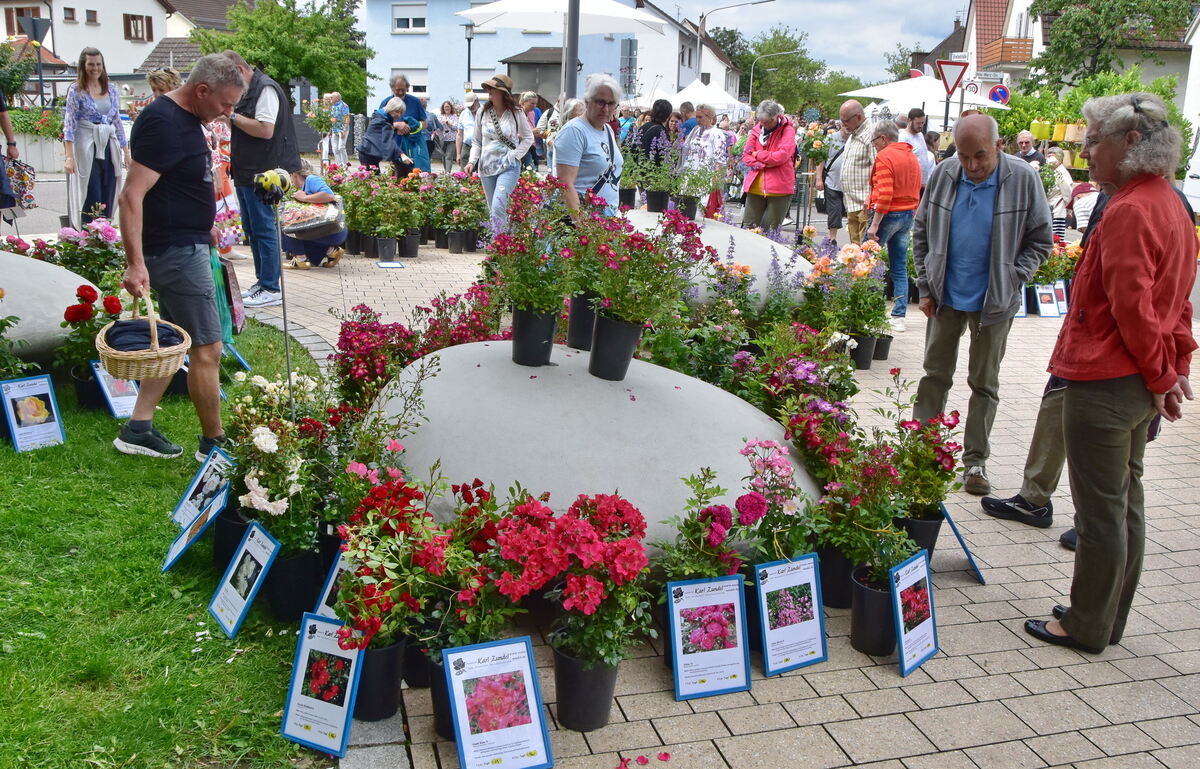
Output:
[{"xmin": 129, "ymin": 293, "xmax": 161, "ymax": 352}]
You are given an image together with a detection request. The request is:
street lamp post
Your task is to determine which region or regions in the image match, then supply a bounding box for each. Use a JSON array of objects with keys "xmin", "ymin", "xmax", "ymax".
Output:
[
  {"xmin": 463, "ymin": 23, "xmax": 475, "ymax": 91},
  {"xmin": 698, "ymin": 0, "xmax": 774, "ymax": 37},
  {"xmin": 748, "ymin": 48, "xmax": 802, "ymax": 108}
]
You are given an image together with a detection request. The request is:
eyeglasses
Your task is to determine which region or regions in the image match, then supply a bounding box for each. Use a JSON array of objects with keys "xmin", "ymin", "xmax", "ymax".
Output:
[
  {"xmin": 1082, "ymin": 134, "xmax": 1108, "ymax": 149},
  {"xmin": 590, "ymin": 99, "xmax": 618, "ymax": 109}
]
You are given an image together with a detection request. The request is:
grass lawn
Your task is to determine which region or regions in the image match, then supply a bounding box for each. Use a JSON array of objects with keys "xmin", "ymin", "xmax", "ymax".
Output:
[{"xmin": 0, "ymin": 321, "xmax": 335, "ymax": 769}]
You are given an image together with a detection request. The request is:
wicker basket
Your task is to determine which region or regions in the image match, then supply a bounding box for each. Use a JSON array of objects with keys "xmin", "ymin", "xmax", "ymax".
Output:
[{"xmin": 96, "ymin": 294, "xmax": 191, "ymax": 381}]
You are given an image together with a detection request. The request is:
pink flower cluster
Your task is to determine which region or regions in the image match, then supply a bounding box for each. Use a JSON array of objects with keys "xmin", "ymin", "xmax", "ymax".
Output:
[
  {"xmin": 679, "ymin": 603, "xmax": 737, "ymax": 653},
  {"xmin": 464, "ymin": 671, "xmax": 532, "ymax": 735}
]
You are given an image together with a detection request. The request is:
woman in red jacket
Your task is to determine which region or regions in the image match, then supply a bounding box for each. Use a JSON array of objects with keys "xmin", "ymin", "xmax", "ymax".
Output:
[
  {"xmin": 1025, "ymin": 93, "xmax": 1197, "ymax": 655},
  {"xmin": 740, "ymin": 100, "xmax": 796, "ymax": 231}
]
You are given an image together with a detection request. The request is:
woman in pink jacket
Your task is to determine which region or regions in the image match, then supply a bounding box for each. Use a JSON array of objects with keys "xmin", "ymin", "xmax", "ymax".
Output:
[{"xmin": 740, "ymin": 100, "xmax": 796, "ymax": 230}]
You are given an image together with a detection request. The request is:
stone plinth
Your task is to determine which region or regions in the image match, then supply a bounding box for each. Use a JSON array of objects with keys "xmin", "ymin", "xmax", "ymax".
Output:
[
  {"xmin": 624, "ymin": 209, "xmax": 811, "ymax": 309},
  {"xmin": 0, "ymin": 251, "xmax": 96, "ymax": 361},
  {"xmin": 381, "ymin": 341, "xmax": 819, "ymax": 543}
]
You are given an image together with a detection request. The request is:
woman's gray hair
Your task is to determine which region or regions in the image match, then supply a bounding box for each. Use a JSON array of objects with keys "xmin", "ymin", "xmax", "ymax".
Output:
[
  {"xmin": 583, "ymin": 73, "xmax": 624, "ymax": 103},
  {"xmin": 871, "ymin": 120, "xmax": 899, "ymax": 142},
  {"xmin": 383, "ymin": 96, "xmax": 405, "ymax": 115},
  {"xmin": 187, "ymin": 53, "xmax": 243, "ymax": 91},
  {"xmin": 1082, "ymin": 92, "xmax": 1181, "ymax": 177},
  {"xmin": 562, "ymin": 98, "xmax": 584, "ymax": 118},
  {"xmin": 1045, "ymin": 145, "xmax": 1065, "ymax": 160},
  {"xmin": 756, "ymin": 100, "xmax": 784, "ymax": 119},
  {"xmin": 296, "ymin": 159, "xmax": 314, "ymax": 177},
  {"xmin": 520, "ymin": 91, "xmax": 538, "ymax": 103}
]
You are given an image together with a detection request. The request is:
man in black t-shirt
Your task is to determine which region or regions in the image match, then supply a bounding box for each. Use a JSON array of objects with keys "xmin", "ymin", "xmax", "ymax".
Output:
[{"xmin": 113, "ymin": 54, "xmax": 245, "ymax": 461}]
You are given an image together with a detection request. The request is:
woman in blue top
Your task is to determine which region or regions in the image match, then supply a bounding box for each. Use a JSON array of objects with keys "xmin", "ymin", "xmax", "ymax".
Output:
[
  {"xmin": 554, "ymin": 73, "xmax": 624, "ymax": 213},
  {"xmin": 378, "ymin": 75, "xmax": 430, "ymax": 174},
  {"xmin": 63, "ymin": 47, "xmax": 129, "ymax": 226},
  {"xmin": 282, "ymin": 161, "xmax": 347, "ymax": 269}
]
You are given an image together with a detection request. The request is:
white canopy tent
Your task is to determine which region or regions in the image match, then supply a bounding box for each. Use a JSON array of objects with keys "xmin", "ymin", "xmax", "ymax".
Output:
[
  {"xmin": 624, "ymin": 86, "xmax": 676, "ymax": 110},
  {"xmin": 673, "ymin": 77, "xmax": 743, "ymax": 113},
  {"xmin": 842, "ymin": 75, "xmax": 1008, "ymax": 130}
]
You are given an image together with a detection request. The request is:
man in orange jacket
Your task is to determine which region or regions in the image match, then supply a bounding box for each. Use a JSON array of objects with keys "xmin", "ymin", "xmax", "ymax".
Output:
[{"xmin": 866, "ymin": 120, "xmax": 922, "ymax": 333}]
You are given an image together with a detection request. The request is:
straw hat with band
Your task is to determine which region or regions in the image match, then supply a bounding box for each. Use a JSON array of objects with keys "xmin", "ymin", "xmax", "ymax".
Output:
[{"xmin": 479, "ymin": 74, "xmax": 514, "ymax": 97}]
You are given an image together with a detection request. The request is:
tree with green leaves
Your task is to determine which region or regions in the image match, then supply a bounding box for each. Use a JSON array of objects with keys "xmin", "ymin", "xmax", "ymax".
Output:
[
  {"xmin": 1026, "ymin": 0, "xmax": 1194, "ymax": 90},
  {"xmin": 192, "ymin": 0, "xmax": 374, "ymax": 113},
  {"xmin": 743, "ymin": 26, "xmax": 825, "ymax": 111},
  {"xmin": 813, "ymin": 71, "xmax": 866, "ymax": 118},
  {"xmin": 884, "ymin": 42, "xmax": 920, "ymax": 82},
  {"xmin": 0, "ymin": 43, "xmax": 35, "ymax": 101}
]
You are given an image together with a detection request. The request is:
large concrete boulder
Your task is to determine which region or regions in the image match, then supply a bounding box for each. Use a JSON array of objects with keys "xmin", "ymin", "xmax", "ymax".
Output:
[
  {"xmin": 381, "ymin": 341, "xmax": 820, "ymax": 543},
  {"xmin": 0, "ymin": 251, "xmax": 96, "ymax": 362},
  {"xmin": 624, "ymin": 209, "xmax": 811, "ymax": 309}
]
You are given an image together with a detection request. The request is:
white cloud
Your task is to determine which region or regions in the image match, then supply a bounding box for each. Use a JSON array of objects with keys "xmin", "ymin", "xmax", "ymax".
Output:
[{"xmin": 674, "ymin": 0, "xmax": 967, "ymax": 82}]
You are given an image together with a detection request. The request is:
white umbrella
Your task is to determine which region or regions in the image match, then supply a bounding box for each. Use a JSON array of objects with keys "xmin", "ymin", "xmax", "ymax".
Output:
[
  {"xmin": 841, "ymin": 75, "xmax": 1010, "ymax": 113},
  {"xmin": 456, "ymin": 0, "xmax": 666, "ymax": 35},
  {"xmin": 673, "ymin": 77, "xmax": 742, "ymax": 112}
]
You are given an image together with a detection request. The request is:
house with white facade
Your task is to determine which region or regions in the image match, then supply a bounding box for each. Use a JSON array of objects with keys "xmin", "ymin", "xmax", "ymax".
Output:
[{"xmin": 361, "ymin": 0, "xmax": 724, "ymax": 106}]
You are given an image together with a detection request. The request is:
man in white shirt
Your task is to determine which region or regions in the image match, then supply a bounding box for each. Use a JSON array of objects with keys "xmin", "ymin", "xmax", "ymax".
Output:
[
  {"xmin": 899, "ymin": 108, "xmax": 936, "ymax": 190},
  {"xmin": 456, "ymin": 92, "xmax": 480, "ymax": 168}
]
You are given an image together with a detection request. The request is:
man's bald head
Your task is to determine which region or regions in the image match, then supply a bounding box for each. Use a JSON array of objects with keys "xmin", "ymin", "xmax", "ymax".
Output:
[
  {"xmin": 954, "ymin": 113, "xmax": 999, "ymax": 144},
  {"xmin": 839, "ymin": 99, "xmax": 864, "ymax": 122},
  {"xmin": 954, "ymin": 114, "xmax": 1004, "ymax": 183}
]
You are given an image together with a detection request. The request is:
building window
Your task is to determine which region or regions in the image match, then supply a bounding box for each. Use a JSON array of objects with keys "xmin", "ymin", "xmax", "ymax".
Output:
[
  {"xmin": 86, "ymin": 9, "xmax": 97, "ymax": 23},
  {"xmin": 390, "ymin": 68, "xmax": 427, "ymax": 94},
  {"xmin": 64, "ymin": 7, "xmax": 76, "ymax": 22},
  {"xmin": 619, "ymin": 38, "xmax": 638, "ymax": 97},
  {"xmin": 391, "ymin": 3, "xmax": 426, "ymax": 33},
  {"xmin": 123, "ymin": 14, "xmax": 153, "ymax": 41},
  {"xmin": 4, "ymin": 6, "xmax": 40, "ymax": 37}
]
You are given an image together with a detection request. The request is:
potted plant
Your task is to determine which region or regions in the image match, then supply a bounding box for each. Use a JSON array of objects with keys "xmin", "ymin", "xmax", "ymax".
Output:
[
  {"xmin": 52, "ymin": 219, "xmax": 126, "ymax": 286},
  {"xmin": 541, "ymin": 494, "xmax": 655, "ymax": 732},
  {"xmin": 587, "ymin": 209, "xmax": 716, "ymax": 380},
  {"xmin": 873, "ymin": 367, "xmax": 962, "ymax": 556},
  {"xmin": 54, "ymin": 283, "xmax": 123, "ymax": 409},
  {"xmin": 846, "ymin": 524, "xmax": 917, "ymax": 657},
  {"xmin": 489, "ymin": 176, "xmax": 572, "ymax": 366},
  {"xmin": 641, "ymin": 131, "xmax": 681, "ymax": 212},
  {"xmin": 802, "ymin": 241, "xmax": 888, "ymax": 368},
  {"xmin": 562, "ymin": 206, "xmax": 626, "ymax": 350}
]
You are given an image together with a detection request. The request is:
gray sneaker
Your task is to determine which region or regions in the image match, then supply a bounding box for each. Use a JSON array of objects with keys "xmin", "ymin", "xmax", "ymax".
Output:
[
  {"xmin": 243, "ymin": 287, "xmax": 282, "ymax": 307},
  {"xmin": 239, "ymin": 281, "xmax": 261, "ymax": 298},
  {"xmin": 114, "ymin": 423, "xmax": 183, "ymax": 458},
  {"xmin": 196, "ymin": 434, "xmax": 232, "ymax": 462}
]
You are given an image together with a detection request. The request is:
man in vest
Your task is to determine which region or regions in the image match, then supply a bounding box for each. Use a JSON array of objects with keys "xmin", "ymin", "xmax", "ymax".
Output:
[{"xmin": 223, "ymin": 50, "xmax": 301, "ymax": 308}]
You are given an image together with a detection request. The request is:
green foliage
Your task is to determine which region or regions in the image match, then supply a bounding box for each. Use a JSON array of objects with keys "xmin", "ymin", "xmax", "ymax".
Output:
[
  {"xmin": 743, "ymin": 26, "xmax": 826, "ymax": 112},
  {"xmin": 547, "ymin": 581, "xmax": 656, "ymax": 669},
  {"xmin": 0, "ymin": 313, "xmax": 33, "ymax": 379},
  {"xmin": 884, "ymin": 42, "xmax": 920, "ymax": 82},
  {"xmin": 193, "ymin": 0, "xmax": 374, "ymax": 113},
  {"xmin": 1025, "ymin": 0, "xmax": 1193, "ymax": 90},
  {"xmin": 7, "ymin": 107, "xmax": 62, "ymax": 139},
  {"xmin": 812, "ymin": 71, "xmax": 866, "ymax": 119},
  {"xmin": 0, "ymin": 42, "xmax": 34, "ymax": 101},
  {"xmin": 652, "ymin": 469, "xmax": 748, "ymax": 582}
]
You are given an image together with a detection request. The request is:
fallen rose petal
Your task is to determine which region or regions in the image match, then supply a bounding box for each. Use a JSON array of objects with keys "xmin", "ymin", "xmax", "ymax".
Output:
[
  {"xmin": 657, "ymin": 753, "xmax": 671, "ymax": 762},
  {"xmin": 636, "ymin": 757, "xmax": 649, "ymax": 765},
  {"xmin": 616, "ymin": 758, "xmax": 631, "ymax": 769}
]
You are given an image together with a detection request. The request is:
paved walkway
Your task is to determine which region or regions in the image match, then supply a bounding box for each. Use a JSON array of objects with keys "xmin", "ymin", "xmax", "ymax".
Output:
[{"xmin": 230, "ymin": 235, "xmax": 1200, "ymax": 769}]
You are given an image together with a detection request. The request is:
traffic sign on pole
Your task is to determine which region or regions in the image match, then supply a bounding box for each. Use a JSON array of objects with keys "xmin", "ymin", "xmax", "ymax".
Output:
[
  {"xmin": 934, "ymin": 59, "xmax": 970, "ymax": 95},
  {"xmin": 988, "ymin": 84, "xmax": 1011, "ymax": 105}
]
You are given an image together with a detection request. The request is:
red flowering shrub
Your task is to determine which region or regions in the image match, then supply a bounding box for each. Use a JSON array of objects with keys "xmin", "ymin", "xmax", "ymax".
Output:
[{"xmin": 55, "ymin": 285, "xmax": 122, "ymax": 370}]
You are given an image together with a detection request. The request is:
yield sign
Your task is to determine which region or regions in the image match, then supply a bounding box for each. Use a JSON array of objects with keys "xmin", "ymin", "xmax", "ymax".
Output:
[{"xmin": 934, "ymin": 59, "xmax": 970, "ymax": 95}]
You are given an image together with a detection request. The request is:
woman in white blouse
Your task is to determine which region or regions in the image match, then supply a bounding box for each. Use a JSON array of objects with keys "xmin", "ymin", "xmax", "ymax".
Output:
[
  {"xmin": 464, "ymin": 74, "xmax": 533, "ymax": 230},
  {"xmin": 680, "ymin": 103, "xmax": 730, "ymax": 217}
]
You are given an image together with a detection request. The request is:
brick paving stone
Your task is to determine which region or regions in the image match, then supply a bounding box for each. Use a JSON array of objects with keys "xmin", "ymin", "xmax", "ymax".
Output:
[
  {"xmin": 1025, "ymin": 731, "xmax": 1107, "ymax": 765},
  {"xmin": 904, "ymin": 680, "xmax": 975, "ymax": 709},
  {"xmin": 626, "ymin": 740, "xmax": 726, "ymax": 769},
  {"xmin": 1138, "ymin": 716, "xmax": 1200, "ymax": 748},
  {"xmin": 1153, "ymin": 744, "xmax": 1200, "ymax": 769},
  {"xmin": 907, "ymin": 701, "xmax": 1035, "ymax": 750},
  {"xmin": 960, "ymin": 672, "xmax": 1031, "ymax": 701},
  {"xmin": 617, "ymin": 692, "xmax": 693, "ymax": 721},
  {"xmin": 825, "ymin": 714, "xmax": 936, "ymax": 763},
  {"xmin": 747, "ymin": 673, "xmax": 819, "ymax": 704},
  {"xmin": 780, "ymin": 695, "xmax": 857, "ymax": 726},
  {"xmin": 549, "ymin": 727, "xmax": 592, "ymax": 758},
  {"xmin": 914, "ymin": 655, "xmax": 987, "ymax": 682},
  {"xmin": 1073, "ymin": 754, "xmax": 1171, "ymax": 769},
  {"xmin": 685, "ymin": 690, "xmax": 757, "ymax": 713},
  {"xmin": 898, "ymin": 750, "xmax": 977, "ymax": 769},
  {"xmin": 349, "ymin": 712, "xmax": 407, "ymax": 746},
  {"xmin": 650, "ymin": 711, "xmax": 729, "ymax": 743},
  {"xmin": 715, "ymin": 726, "xmax": 848, "ymax": 769},
  {"xmin": 965, "ymin": 739, "xmax": 1048, "ymax": 769},
  {"xmin": 801, "ymin": 668, "xmax": 877, "ymax": 697},
  {"xmin": 843, "ymin": 687, "xmax": 918, "ymax": 717},
  {"xmin": 1004, "ymin": 690, "xmax": 1110, "ymax": 735},
  {"xmin": 717, "ymin": 703, "xmax": 796, "ymax": 735},
  {"xmin": 1111, "ymin": 656, "xmax": 1181, "ymax": 680},
  {"xmin": 1061, "ymin": 661, "xmax": 1134, "ymax": 687},
  {"xmin": 340, "ymin": 744, "xmax": 410, "ymax": 769},
  {"xmin": 1083, "ymin": 723, "xmax": 1162, "ymax": 756},
  {"xmin": 583, "ymin": 721, "xmax": 662, "ymax": 754},
  {"xmin": 1077, "ymin": 680, "xmax": 1195, "ymax": 724}
]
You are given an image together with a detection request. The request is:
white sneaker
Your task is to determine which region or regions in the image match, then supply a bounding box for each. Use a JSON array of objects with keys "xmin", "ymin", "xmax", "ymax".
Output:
[
  {"xmin": 239, "ymin": 282, "xmax": 261, "ymax": 298},
  {"xmin": 243, "ymin": 287, "xmax": 282, "ymax": 307},
  {"xmin": 889, "ymin": 316, "xmax": 906, "ymax": 333}
]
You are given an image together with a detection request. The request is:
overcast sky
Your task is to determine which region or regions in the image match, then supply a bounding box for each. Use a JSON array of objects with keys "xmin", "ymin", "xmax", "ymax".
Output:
[{"xmin": 670, "ymin": 0, "xmax": 970, "ymax": 82}]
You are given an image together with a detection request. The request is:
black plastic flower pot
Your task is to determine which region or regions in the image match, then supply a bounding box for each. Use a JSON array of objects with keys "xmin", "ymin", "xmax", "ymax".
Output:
[
  {"xmin": 213, "ymin": 507, "xmax": 252, "ymax": 573},
  {"xmin": 553, "ymin": 647, "xmax": 618, "ymax": 732},
  {"xmin": 739, "ymin": 564, "xmax": 763, "ymax": 651},
  {"xmin": 318, "ymin": 525, "xmax": 342, "ymax": 574},
  {"xmin": 566, "ymin": 293, "xmax": 597, "ymax": 350},
  {"xmin": 511, "ymin": 307, "xmax": 558, "ymax": 367},
  {"xmin": 434, "ymin": 228, "xmax": 449, "ymax": 249},
  {"xmin": 817, "ymin": 545, "xmax": 855, "ymax": 609},
  {"xmin": 353, "ymin": 640, "xmax": 406, "ymax": 722},
  {"xmin": 263, "ymin": 549, "xmax": 322, "ymax": 623},
  {"xmin": 417, "ymin": 226, "xmax": 429, "ymax": 245},
  {"xmin": 872, "ymin": 334, "xmax": 893, "ymax": 361},
  {"xmin": 375, "ymin": 237, "xmax": 398, "ymax": 262},
  {"xmin": 71, "ymin": 368, "xmax": 107, "ymax": 410},
  {"xmin": 588, "ymin": 314, "xmax": 643, "ymax": 381},
  {"xmin": 645, "ymin": 190, "xmax": 669, "ymax": 213},
  {"xmin": 403, "ymin": 643, "xmax": 433, "ymax": 688},
  {"xmin": 464, "ymin": 229, "xmax": 478, "ymax": 253},
  {"xmin": 850, "ymin": 565, "xmax": 896, "ymax": 657},
  {"xmin": 362, "ymin": 235, "xmax": 378, "ymax": 260},
  {"xmin": 618, "ymin": 188, "xmax": 636, "ymax": 209},
  {"xmin": 848, "ymin": 335, "xmax": 876, "ymax": 370},
  {"xmin": 400, "ymin": 231, "xmax": 420, "ymax": 258},
  {"xmin": 675, "ymin": 196, "xmax": 698, "ymax": 220},
  {"xmin": 895, "ymin": 505, "xmax": 945, "ymax": 560},
  {"xmin": 430, "ymin": 658, "xmax": 457, "ymax": 741},
  {"xmin": 345, "ymin": 229, "xmax": 363, "ymax": 255},
  {"xmin": 447, "ymin": 230, "xmax": 466, "ymax": 253}
]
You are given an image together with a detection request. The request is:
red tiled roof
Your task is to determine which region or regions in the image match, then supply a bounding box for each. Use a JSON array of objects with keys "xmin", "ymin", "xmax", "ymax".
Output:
[
  {"xmin": 975, "ymin": 0, "xmax": 1008, "ymax": 55},
  {"xmin": 7, "ymin": 36, "xmax": 68, "ymax": 68}
]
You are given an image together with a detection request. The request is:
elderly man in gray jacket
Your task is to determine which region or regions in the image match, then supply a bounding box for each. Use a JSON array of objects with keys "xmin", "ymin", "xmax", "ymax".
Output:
[{"xmin": 912, "ymin": 114, "xmax": 1052, "ymax": 495}]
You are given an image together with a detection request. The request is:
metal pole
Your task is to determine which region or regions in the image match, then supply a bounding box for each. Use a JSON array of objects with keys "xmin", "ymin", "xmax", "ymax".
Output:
[
  {"xmin": 36, "ymin": 46, "xmax": 44, "ymax": 108},
  {"xmin": 466, "ymin": 38, "xmax": 472, "ymax": 87},
  {"xmin": 564, "ymin": 0, "xmax": 580, "ymax": 98},
  {"xmin": 273, "ymin": 205, "xmax": 296, "ymax": 423}
]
